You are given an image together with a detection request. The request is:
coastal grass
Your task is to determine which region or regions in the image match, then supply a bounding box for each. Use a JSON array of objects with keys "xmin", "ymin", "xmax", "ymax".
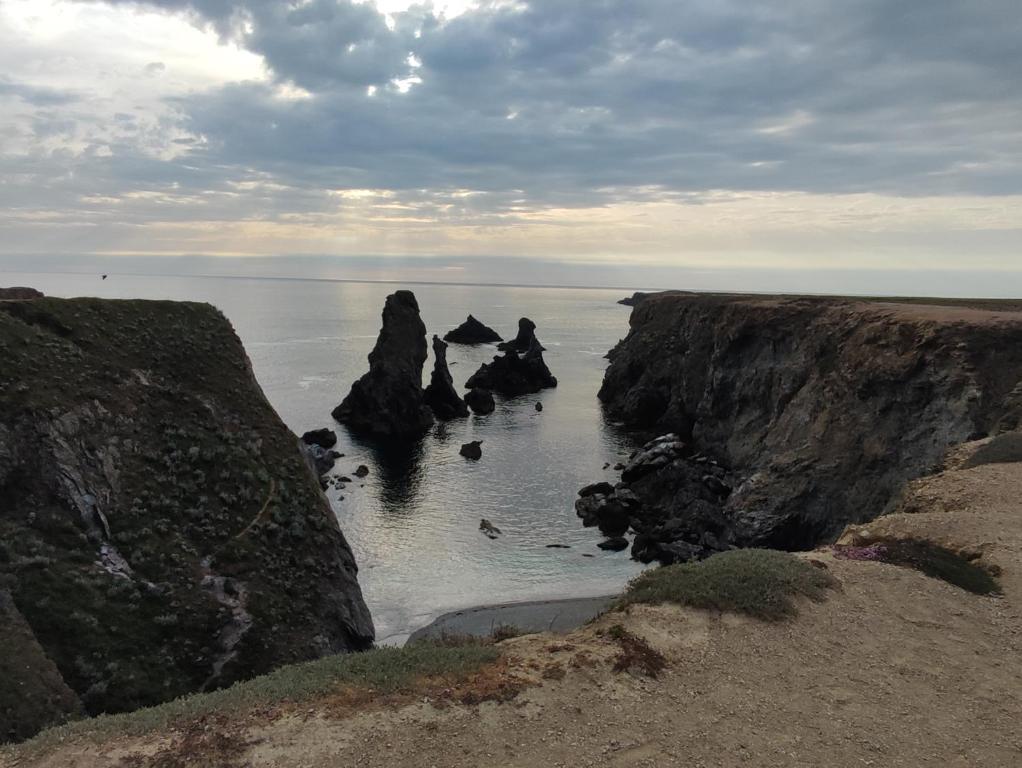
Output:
[
  {"xmin": 618, "ymin": 549, "xmax": 837, "ymax": 621},
  {"xmin": 4, "ymin": 640, "xmax": 499, "ymax": 756}
]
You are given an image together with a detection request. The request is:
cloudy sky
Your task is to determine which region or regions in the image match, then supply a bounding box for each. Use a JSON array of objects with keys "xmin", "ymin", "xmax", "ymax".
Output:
[{"xmin": 1, "ymin": 0, "xmax": 1021, "ymax": 292}]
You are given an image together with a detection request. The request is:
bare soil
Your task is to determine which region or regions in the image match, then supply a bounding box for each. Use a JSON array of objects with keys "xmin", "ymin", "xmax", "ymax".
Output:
[{"xmin": 6, "ymin": 438, "xmax": 1022, "ymax": 768}]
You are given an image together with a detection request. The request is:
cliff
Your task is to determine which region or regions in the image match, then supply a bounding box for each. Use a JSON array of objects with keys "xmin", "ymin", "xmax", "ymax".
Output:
[
  {"xmin": 599, "ymin": 293, "xmax": 1022, "ymax": 549},
  {"xmin": 0, "ymin": 297, "xmax": 373, "ymax": 742}
]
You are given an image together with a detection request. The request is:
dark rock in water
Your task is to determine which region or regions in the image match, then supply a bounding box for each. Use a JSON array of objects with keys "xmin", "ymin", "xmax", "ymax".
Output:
[
  {"xmin": 332, "ymin": 290, "xmax": 434, "ymax": 437},
  {"xmin": 479, "ymin": 518, "xmax": 501, "ymax": 538},
  {"xmin": 598, "ymin": 537, "xmax": 630, "ymax": 552},
  {"xmin": 443, "ymin": 315, "xmax": 503, "ymax": 345},
  {"xmin": 0, "ymin": 296, "xmax": 373, "ymax": 740},
  {"xmin": 498, "ymin": 317, "xmax": 544, "ymax": 352},
  {"xmin": 460, "ymin": 440, "xmax": 483, "ymax": 460},
  {"xmin": 301, "ymin": 428, "xmax": 337, "ymax": 449},
  {"xmin": 579, "ymin": 481, "xmax": 615, "ymax": 497},
  {"xmin": 465, "ymin": 337, "xmax": 557, "ymax": 396},
  {"xmin": 546, "ymin": 544, "xmax": 571, "ymax": 549},
  {"xmin": 300, "ymin": 442, "xmax": 337, "ymax": 476},
  {"xmin": 0, "ymin": 286, "xmax": 44, "ymax": 300},
  {"xmin": 535, "ymin": 401, "xmax": 543, "ymax": 412},
  {"xmin": 424, "ymin": 335, "xmax": 469, "ymax": 420},
  {"xmin": 465, "ymin": 388, "xmax": 496, "ymax": 415},
  {"xmin": 354, "ymin": 464, "xmax": 370, "ymax": 478}
]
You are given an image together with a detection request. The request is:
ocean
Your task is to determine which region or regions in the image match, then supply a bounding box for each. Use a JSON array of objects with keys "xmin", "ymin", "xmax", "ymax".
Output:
[{"xmin": 4, "ymin": 272, "xmax": 647, "ymax": 641}]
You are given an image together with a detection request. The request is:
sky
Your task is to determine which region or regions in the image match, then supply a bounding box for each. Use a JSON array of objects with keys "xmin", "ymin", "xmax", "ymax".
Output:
[{"xmin": 1, "ymin": 0, "xmax": 1021, "ymax": 293}]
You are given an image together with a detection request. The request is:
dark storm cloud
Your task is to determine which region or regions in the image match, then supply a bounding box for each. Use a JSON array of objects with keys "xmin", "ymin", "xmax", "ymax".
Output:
[{"xmin": 10, "ymin": 0, "xmax": 1022, "ymax": 226}]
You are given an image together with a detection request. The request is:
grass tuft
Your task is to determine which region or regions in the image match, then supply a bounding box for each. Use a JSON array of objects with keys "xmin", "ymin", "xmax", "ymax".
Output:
[{"xmin": 618, "ymin": 549, "xmax": 837, "ymax": 621}]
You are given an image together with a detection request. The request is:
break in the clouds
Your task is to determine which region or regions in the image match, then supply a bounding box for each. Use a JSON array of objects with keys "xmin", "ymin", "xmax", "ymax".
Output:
[{"xmin": 1, "ymin": 0, "xmax": 1021, "ymax": 283}]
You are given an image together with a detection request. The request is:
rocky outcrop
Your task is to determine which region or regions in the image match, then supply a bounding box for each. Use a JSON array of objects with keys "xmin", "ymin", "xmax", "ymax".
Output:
[
  {"xmin": 498, "ymin": 317, "xmax": 545, "ymax": 352},
  {"xmin": 301, "ymin": 428, "xmax": 337, "ymax": 449},
  {"xmin": 460, "ymin": 440, "xmax": 483, "ymax": 460},
  {"xmin": 424, "ymin": 335, "xmax": 469, "ymax": 420},
  {"xmin": 617, "ymin": 291, "xmax": 654, "ymax": 307},
  {"xmin": 0, "ymin": 297, "xmax": 373, "ymax": 741},
  {"xmin": 596, "ymin": 294, "xmax": 1022, "ymax": 551},
  {"xmin": 465, "ymin": 337, "xmax": 557, "ymax": 396},
  {"xmin": 443, "ymin": 315, "xmax": 503, "ymax": 345},
  {"xmin": 465, "ymin": 388, "xmax": 496, "ymax": 415},
  {"xmin": 332, "ymin": 290, "xmax": 434, "ymax": 437}
]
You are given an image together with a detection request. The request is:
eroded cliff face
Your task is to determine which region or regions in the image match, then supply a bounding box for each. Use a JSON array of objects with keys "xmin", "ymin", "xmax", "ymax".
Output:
[
  {"xmin": 0, "ymin": 297, "xmax": 373, "ymax": 741},
  {"xmin": 599, "ymin": 294, "xmax": 1022, "ymax": 549}
]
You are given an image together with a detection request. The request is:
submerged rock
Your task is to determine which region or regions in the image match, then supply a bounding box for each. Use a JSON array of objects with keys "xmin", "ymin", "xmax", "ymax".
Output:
[
  {"xmin": 424, "ymin": 335, "xmax": 469, "ymax": 420},
  {"xmin": 498, "ymin": 317, "xmax": 544, "ymax": 353},
  {"xmin": 332, "ymin": 290, "xmax": 434, "ymax": 437},
  {"xmin": 465, "ymin": 387, "xmax": 496, "ymax": 415},
  {"xmin": 460, "ymin": 440, "xmax": 483, "ymax": 460},
  {"xmin": 443, "ymin": 315, "xmax": 503, "ymax": 345},
  {"xmin": 597, "ymin": 537, "xmax": 630, "ymax": 551},
  {"xmin": 479, "ymin": 518, "xmax": 502, "ymax": 538},
  {"xmin": 465, "ymin": 337, "xmax": 557, "ymax": 396}
]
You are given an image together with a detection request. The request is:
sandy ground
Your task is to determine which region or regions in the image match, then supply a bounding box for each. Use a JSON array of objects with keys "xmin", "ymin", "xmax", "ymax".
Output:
[{"xmin": 6, "ymin": 441, "xmax": 1022, "ymax": 768}]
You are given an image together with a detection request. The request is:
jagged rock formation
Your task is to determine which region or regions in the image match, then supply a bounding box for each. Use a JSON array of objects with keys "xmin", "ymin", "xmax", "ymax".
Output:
[
  {"xmin": 466, "ymin": 337, "xmax": 557, "ymax": 396},
  {"xmin": 0, "ymin": 286, "xmax": 44, "ymax": 300},
  {"xmin": 465, "ymin": 388, "xmax": 496, "ymax": 414},
  {"xmin": 498, "ymin": 317, "xmax": 545, "ymax": 352},
  {"xmin": 617, "ymin": 292, "xmax": 652, "ymax": 307},
  {"xmin": 596, "ymin": 294, "xmax": 1022, "ymax": 551},
  {"xmin": 332, "ymin": 290, "xmax": 434, "ymax": 437},
  {"xmin": 301, "ymin": 428, "xmax": 337, "ymax": 449},
  {"xmin": 0, "ymin": 297, "xmax": 373, "ymax": 742},
  {"xmin": 443, "ymin": 315, "xmax": 503, "ymax": 345},
  {"xmin": 424, "ymin": 335, "xmax": 469, "ymax": 420}
]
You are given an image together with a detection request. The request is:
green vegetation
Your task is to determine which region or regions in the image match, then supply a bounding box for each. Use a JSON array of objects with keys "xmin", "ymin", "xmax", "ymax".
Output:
[
  {"xmin": 6, "ymin": 641, "xmax": 499, "ymax": 756},
  {"xmin": 834, "ymin": 539, "xmax": 1001, "ymax": 595},
  {"xmin": 618, "ymin": 549, "xmax": 837, "ymax": 621}
]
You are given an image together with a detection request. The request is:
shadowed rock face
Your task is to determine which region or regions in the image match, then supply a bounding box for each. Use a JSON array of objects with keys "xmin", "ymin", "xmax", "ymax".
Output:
[
  {"xmin": 0, "ymin": 297, "xmax": 373, "ymax": 742},
  {"xmin": 424, "ymin": 335, "xmax": 469, "ymax": 420},
  {"xmin": 465, "ymin": 387, "xmax": 495, "ymax": 414},
  {"xmin": 466, "ymin": 336, "xmax": 557, "ymax": 396},
  {"xmin": 333, "ymin": 290, "xmax": 434, "ymax": 437},
  {"xmin": 498, "ymin": 317, "xmax": 545, "ymax": 353},
  {"xmin": 443, "ymin": 315, "xmax": 503, "ymax": 345},
  {"xmin": 598, "ymin": 293, "xmax": 1022, "ymax": 550}
]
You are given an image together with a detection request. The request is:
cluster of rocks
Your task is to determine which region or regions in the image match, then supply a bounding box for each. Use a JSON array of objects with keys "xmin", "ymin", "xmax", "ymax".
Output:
[
  {"xmin": 465, "ymin": 318, "xmax": 557, "ymax": 396},
  {"xmin": 575, "ymin": 434, "xmax": 735, "ymax": 564},
  {"xmin": 333, "ymin": 295, "xmax": 554, "ymax": 438}
]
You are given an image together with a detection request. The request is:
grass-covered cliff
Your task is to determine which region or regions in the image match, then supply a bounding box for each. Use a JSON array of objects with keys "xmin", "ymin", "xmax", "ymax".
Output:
[
  {"xmin": 599, "ymin": 293, "xmax": 1022, "ymax": 548},
  {"xmin": 0, "ymin": 296, "xmax": 373, "ymax": 742}
]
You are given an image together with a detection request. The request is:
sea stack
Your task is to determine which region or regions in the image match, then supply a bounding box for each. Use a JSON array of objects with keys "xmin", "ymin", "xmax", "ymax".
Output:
[
  {"xmin": 498, "ymin": 317, "xmax": 545, "ymax": 352},
  {"xmin": 424, "ymin": 335, "xmax": 469, "ymax": 420},
  {"xmin": 443, "ymin": 315, "xmax": 503, "ymax": 345},
  {"xmin": 332, "ymin": 290, "xmax": 434, "ymax": 436},
  {"xmin": 465, "ymin": 335, "xmax": 557, "ymax": 396}
]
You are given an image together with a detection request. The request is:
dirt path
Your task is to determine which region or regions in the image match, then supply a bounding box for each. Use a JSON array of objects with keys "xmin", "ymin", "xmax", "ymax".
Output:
[{"xmin": 8, "ymin": 443, "xmax": 1022, "ymax": 768}]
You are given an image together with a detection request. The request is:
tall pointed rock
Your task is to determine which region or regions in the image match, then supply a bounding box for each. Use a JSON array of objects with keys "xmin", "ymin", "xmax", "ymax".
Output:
[
  {"xmin": 332, "ymin": 290, "xmax": 434, "ymax": 436},
  {"xmin": 424, "ymin": 335, "xmax": 469, "ymax": 420}
]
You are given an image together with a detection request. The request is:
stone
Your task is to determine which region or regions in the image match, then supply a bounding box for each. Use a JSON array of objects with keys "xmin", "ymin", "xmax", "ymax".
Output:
[
  {"xmin": 597, "ymin": 537, "xmax": 630, "ymax": 551},
  {"xmin": 479, "ymin": 518, "xmax": 502, "ymax": 538},
  {"xmin": 465, "ymin": 388, "xmax": 496, "ymax": 415},
  {"xmin": 579, "ymin": 481, "xmax": 615, "ymax": 497},
  {"xmin": 443, "ymin": 315, "xmax": 503, "ymax": 345},
  {"xmin": 354, "ymin": 465, "xmax": 370, "ymax": 478},
  {"xmin": 535, "ymin": 401, "xmax": 543, "ymax": 412},
  {"xmin": 498, "ymin": 317, "xmax": 545, "ymax": 353},
  {"xmin": 424, "ymin": 335, "xmax": 469, "ymax": 420},
  {"xmin": 301, "ymin": 428, "xmax": 337, "ymax": 449},
  {"xmin": 460, "ymin": 440, "xmax": 483, "ymax": 460},
  {"xmin": 332, "ymin": 290, "xmax": 434, "ymax": 437}
]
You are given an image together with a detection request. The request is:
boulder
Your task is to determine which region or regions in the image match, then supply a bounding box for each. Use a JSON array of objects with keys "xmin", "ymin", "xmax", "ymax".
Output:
[
  {"xmin": 424, "ymin": 335, "xmax": 469, "ymax": 420},
  {"xmin": 460, "ymin": 440, "xmax": 483, "ymax": 460},
  {"xmin": 498, "ymin": 317, "xmax": 544, "ymax": 352},
  {"xmin": 301, "ymin": 428, "xmax": 337, "ymax": 449},
  {"xmin": 332, "ymin": 290, "xmax": 434, "ymax": 437},
  {"xmin": 535, "ymin": 401, "xmax": 543, "ymax": 412},
  {"xmin": 597, "ymin": 537, "xmax": 630, "ymax": 552},
  {"xmin": 579, "ymin": 481, "xmax": 615, "ymax": 497},
  {"xmin": 443, "ymin": 315, "xmax": 503, "ymax": 345},
  {"xmin": 354, "ymin": 464, "xmax": 370, "ymax": 478},
  {"xmin": 465, "ymin": 337, "xmax": 557, "ymax": 396},
  {"xmin": 465, "ymin": 388, "xmax": 496, "ymax": 415}
]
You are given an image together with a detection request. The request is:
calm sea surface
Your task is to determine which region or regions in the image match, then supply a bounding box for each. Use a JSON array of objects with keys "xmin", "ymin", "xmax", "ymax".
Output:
[{"xmin": 5, "ymin": 272, "xmax": 647, "ymax": 641}]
